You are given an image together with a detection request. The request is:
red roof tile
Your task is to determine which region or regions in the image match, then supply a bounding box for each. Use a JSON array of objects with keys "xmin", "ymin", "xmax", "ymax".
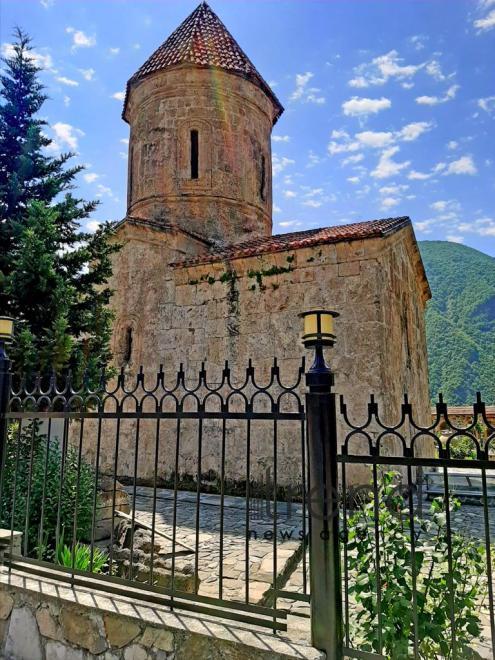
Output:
[
  {"xmin": 124, "ymin": 2, "xmax": 283, "ymax": 121},
  {"xmin": 171, "ymin": 216, "xmax": 412, "ymax": 268}
]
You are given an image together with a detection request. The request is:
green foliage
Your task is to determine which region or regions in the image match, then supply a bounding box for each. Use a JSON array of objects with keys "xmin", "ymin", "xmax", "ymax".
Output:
[
  {"xmin": 55, "ymin": 537, "xmax": 107, "ymax": 573},
  {"xmin": 347, "ymin": 471, "xmax": 486, "ymax": 658},
  {"xmin": 448, "ymin": 435, "xmax": 477, "ymax": 460},
  {"xmin": 0, "ymin": 28, "xmax": 118, "ymax": 377},
  {"xmin": 419, "ymin": 241, "xmax": 495, "ymax": 404},
  {"xmin": 0, "ymin": 422, "xmax": 96, "ymax": 558}
]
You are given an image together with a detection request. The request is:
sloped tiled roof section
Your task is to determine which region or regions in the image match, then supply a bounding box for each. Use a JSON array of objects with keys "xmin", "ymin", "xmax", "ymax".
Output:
[
  {"xmin": 124, "ymin": 2, "xmax": 283, "ymax": 122},
  {"xmin": 172, "ymin": 217, "xmax": 412, "ymax": 267}
]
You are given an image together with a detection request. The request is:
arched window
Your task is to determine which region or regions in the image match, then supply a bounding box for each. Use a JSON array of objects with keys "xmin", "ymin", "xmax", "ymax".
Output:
[
  {"xmin": 260, "ymin": 154, "xmax": 266, "ymax": 201},
  {"xmin": 190, "ymin": 129, "xmax": 199, "ymax": 179},
  {"xmin": 124, "ymin": 327, "xmax": 133, "ymax": 363}
]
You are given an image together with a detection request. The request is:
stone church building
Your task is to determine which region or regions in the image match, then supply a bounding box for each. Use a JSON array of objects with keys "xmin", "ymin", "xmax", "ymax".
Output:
[{"xmin": 106, "ymin": 2, "xmax": 431, "ymax": 484}]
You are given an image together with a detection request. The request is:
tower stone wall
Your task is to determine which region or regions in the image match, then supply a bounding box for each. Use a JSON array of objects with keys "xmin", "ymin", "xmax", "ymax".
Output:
[{"xmin": 125, "ymin": 66, "xmax": 277, "ymax": 243}]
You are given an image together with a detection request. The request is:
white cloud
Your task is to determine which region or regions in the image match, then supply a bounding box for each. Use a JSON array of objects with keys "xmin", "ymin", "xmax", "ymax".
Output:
[
  {"xmin": 446, "ymin": 234, "xmax": 464, "ymax": 243},
  {"xmin": 112, "ymin": 91, "xmax": 125, "ymax": 101},
  {"xmin": 63, "ymin": 95, "xmax": 70, "ymax": 107},
  {"xmin": 56, "ymin": 76, "xmax": 79, "ymax": 87},
  {"xmin": 83, "ymin": 172, "xmax": 99, "ymax": 184},
  {"xmin": 474, "ymin": 8, "xmax": 495, "ymax": 31},
  {"xmin": 416, "ymin": 84, "xmax": 459, "ymax": 106},
  {"xmin": 430, "ymin": 200, "xmax": 448, "ymax": 212},
  {"xmin": 40, "ymin": 0, "xmax": 54, "ymax": 8},
  {"xmin": 272, "ymin": 154, "xmax": 295, "ymax": 176},
  {"xmin": 425, "ymin": 60, "xmax": 447, "ymax": 82},
  {"xmin": 342, "ymin": 153, "xmax": 364, "ymax": 166},
  {"xmin": 278, "ymin": 220, "xmax": 301, "ymax": 228},
  {"xmin": 307, "ymin": 150, "xmax": 323, "ymax": 167},
  {"xmin": 96, "ymin": 184, "xmax": 113, "ymax": 198},
  {"xmin": 272, "ymin": 135, "xmax": 290, "ymax": 143},
  {"xmin": 342, "ymin": 96, "xmax": 391, "ymax": 117},
  {"xmin": 443, "ymin": 155, "xmax": 477, "ymax": 176},
  {"xmin": 120, "ymin": 138, "xmax": 129, "ymax": 145},
  {"xmin": 371, "ymin": 147, "xmax": 410, "ymax": 179},
  {"xmin": 478, "ymin": 96, "xmax": 495, "ymax": 113},
  {"xmin": 283, "ymin": 190, "xmax": 297, "ymax": 198},
  {"xmin": 1, "ymin": 42, "xmax": 54, "ymax": 70},
  {"xmin": 457, "ymin": 217, "xmax": 495, "ymax": 236},
  {"xmin": 66, "ymin": 27, "xmax": 96, "ymax": 51},
  {"xmin": 329, "ymin": 122, "xmax": 431, "ymax": 157},
  {"xmin": 408, "ymin": 170, "xmax": 432, "ymax": 180},
  {"xmin": 273, "ymin": 204, "xmax": 282, "ymax": 214},
  {"xmin": 79, "ymin": 68, "xmax": 95, "ymax": 81},
  {"xmin": 50, "ymin": 122, "xmax": 84, "ymax": 151},
  {"xmin": 355, "ymin": 130, "xmax": 394, "ymax": 148},
  {"xmin": 402, "ymin": 82, "xmax": 415, "ymax": 90},
  {"xmin": 410, "ymin": 35, "xmax": 427, "ymax": 51},
  {"xmin": 109, "ymin": 47, "xmax": 120, "ymax": 55},
  {"xmin": 303, "ymin": 199, "xmax": 323, "ymax": 208},
  {"xmin": 119, "ymin": 152, "xmax": 127, "ymax": 160},
  {"xmin": 290, "ymin": 72, "xmax": 325, "ymax": 104},
  {"xmin": 348, "ymin": 50, "xmax": 423, "ymax": 88},
  {"xmin": 86, "ymin": 220, "xmax": 101, "ymax": 233},
  {"xmin": 397, "ymin": 121, "xmax": 432, "ymax": 141},
  {"xmin": 447, "ymin": 140, "xmax": 459, "ymax": 150},
  {"xmin": 379, "ymin": 184, "xmax": 409, "ymax": 196},
  {"xmin": 347, "ymin": 176, "xmax": 360, "ymax": 184},
  {"xmin": 381, "ymin": 197, "xmax": 400, "ymax": 209}
]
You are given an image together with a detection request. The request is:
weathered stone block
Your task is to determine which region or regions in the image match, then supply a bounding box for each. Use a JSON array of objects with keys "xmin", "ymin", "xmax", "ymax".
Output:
[
  {"xmin": 36, "ymin": 606, "xmax": 60, "ymax": 640},
  {"xmin": 60, "ymin": 608, "xmax": 107, "ymax": 655},
  {"xmin": 5, "ymin": 606, "xmax": 42, "ymax": 660},
  {"xmin": 104, "ymin": 613, "xmax": 141, "ymax": 648},
  {"xmin": 140, "ymin": 626, "xmax": 174, "ymax": 652},
  {"xmin": 0, "ymin": 592, "xmax": 14, "ymax": 620}
]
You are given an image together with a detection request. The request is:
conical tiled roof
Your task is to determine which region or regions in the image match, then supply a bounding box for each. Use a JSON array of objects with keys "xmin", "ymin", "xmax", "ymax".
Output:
[{"xmin": 125, "ymin": 2, "xmax": 283, "ymax": 120}]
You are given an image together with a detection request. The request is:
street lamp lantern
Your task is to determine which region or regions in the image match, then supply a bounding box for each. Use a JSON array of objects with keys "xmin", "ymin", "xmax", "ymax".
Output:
[
  {"xmin": 300, "ymin": 309, "xmax": 338, "ymax": 387},
  {"xmin": 0, "ymin": 317, "xmax": 14, "ymax": 344},
  {"xmin": 300, "ymin": 309, "xmax": 338, "ymax": 348}
]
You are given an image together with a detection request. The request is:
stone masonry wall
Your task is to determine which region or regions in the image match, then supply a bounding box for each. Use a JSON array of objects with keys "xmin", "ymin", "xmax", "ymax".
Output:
[
  {"xmin": 0, "ymin": 576, "xmax": 322, "ymax": 660},
  {"xmin": 125, "ymin": 66, "xmax": 277, "ymax": 243},
  {"xmin": 101, "ymin": 221, "xmax": 430, "ymax": 487}
]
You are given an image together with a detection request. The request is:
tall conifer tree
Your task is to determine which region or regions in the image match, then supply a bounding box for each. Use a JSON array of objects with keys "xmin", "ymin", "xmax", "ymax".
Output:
[{"xmin": 0, "ymin": 28, "xmax": 118, "ymax": 377}]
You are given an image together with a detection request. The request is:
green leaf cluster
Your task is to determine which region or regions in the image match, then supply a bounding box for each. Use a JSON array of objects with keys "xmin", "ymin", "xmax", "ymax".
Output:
[
  {"xmin": 419, "ymin": 241, "xmax": 495, "ymax": 404},
  {"xmin": 347, "ymin": 471, "xmax": 486, "ymax": 658},
  {"xmin": 0, "ymin": 28, "xmax": 119, "ymax": 378},
  {"xmin": 55, "ymin": 536, "xmax": 108, "ymax": 574},
  {"xmin": 0, "ymin": 421, "xmax": 97, "ymax": 559}
]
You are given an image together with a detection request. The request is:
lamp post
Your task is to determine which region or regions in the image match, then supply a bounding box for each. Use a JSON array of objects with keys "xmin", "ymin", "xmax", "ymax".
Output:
[{"xmin": 301, "ymin": 309, "xmax": 343, "ymax": 659}]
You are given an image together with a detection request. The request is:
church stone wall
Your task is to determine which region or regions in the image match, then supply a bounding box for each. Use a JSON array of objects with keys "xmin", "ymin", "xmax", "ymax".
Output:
[
  {"xmin": 99, "ymin": 222, "xmax": 430, "ymax": 487},
  {"xmin": 125, "ymin": 66, "xmax": 276, "ymax": 244}
]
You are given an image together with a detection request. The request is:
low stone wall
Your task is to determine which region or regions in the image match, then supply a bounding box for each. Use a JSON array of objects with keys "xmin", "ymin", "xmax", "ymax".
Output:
[{"xmin": 0, "ymin": 569, "xmax": 323, "ymax": 660}]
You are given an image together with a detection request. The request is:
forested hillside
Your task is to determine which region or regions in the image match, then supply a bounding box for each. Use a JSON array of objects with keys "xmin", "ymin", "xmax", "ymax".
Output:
[{"xmin": 419, "ymin": 241, "xmax": 495, "ymax": 404}]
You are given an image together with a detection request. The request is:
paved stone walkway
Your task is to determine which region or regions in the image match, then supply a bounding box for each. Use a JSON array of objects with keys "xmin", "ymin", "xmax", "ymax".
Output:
[
  {"xmin": 127, "ymin": 486, "xmax": 306, "ymax": 604},
  {"xmin": 127, "ymin": 487, "xmax": 495, "ymax": 654}
]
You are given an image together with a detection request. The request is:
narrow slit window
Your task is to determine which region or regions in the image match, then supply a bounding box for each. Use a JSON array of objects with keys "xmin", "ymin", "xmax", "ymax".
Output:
[
  {"xmin": 260, "ymin": 154, "xmax": 266, "ymax": 201},
  {"xmin": 124, "ymin": 327, "xmax": 133, "ymax": 363},
  {"xmin": 190, "ymin": 129, "xmax": 199, "ymax": 179}
]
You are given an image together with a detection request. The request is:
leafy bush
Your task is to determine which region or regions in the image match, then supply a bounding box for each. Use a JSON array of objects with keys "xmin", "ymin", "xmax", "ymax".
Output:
[
  {"xmin": 0, "ymin": 421, "xmax": 96, "ymax": 558},
  {"xmin": 55, "ymin": 538, "xmax": 107, "ymax": 573},
  {"xmin": 448, "ymin": 435, "xmax": 477, "ymax": 460},
  {"xmin": 347, "ymin": 471, "xmax": 486, "ymax": 658}
]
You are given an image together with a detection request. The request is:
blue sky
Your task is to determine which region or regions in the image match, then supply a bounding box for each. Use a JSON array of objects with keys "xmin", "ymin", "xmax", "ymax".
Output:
[{"xmin": 1, "ymin": 0, "xmax": 494, "ymax": 255}]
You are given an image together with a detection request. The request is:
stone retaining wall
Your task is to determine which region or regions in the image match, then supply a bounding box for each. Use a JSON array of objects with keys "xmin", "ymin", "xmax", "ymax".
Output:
[{"xmin": 0, "ymin": 570, "xmax": 323, "ymax": 659}]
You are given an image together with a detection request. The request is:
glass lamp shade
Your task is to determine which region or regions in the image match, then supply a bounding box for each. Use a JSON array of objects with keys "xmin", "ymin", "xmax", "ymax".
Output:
[
  {"xmin": 0, "ymin": 317, "xmax": 14, "ymax": 342},
  {"xmin": 300, "ymin": 309, "xmax": 338, "ymax": 347}
]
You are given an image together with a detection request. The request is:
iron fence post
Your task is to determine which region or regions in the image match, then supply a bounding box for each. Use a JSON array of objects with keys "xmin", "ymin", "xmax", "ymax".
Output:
[{"xmin": 306, "ymin": 344, "xmax": 343, "ymax": 659}]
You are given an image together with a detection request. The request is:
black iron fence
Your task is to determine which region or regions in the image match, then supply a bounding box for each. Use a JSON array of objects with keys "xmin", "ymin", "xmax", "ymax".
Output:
[{"xmin": 0, "ymin": 337, "xmax": 495, "ymax": 660}]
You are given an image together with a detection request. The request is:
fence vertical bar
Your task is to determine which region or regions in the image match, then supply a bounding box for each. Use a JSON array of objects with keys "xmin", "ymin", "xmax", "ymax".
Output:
[
  {"xmin": 303, "ymin": 309, "xmax": 343, "ymax": 660},
  {"xmin": 0, "ymin": 334, "xmax": 12, "ymax": 511}
]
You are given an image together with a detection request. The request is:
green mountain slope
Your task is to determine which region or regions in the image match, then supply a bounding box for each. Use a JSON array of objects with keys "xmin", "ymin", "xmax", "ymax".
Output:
[{"xmin": 419, "ymin": 241, "xmax": 495, "ymax": 404}]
